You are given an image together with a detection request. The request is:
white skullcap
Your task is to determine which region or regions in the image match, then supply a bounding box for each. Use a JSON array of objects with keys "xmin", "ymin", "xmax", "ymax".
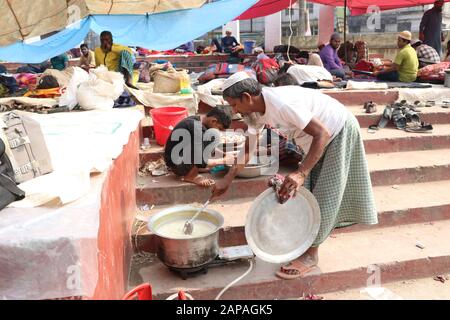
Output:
[{"xmin": 222, "ymin": 71, "xmax": 251, "ymax": 92}]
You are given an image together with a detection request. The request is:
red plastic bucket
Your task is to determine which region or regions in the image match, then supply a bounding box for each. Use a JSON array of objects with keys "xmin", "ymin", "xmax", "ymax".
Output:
[{"xmin": 150, "ymin": 107, "xmax": 188, "ymax": 146}]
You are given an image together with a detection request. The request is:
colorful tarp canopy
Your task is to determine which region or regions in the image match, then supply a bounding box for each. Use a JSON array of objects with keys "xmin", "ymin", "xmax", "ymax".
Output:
[
  {"xmin": 308, "ymin": 0, "xmax": 450, "ymax": 16},
  {"xmin": 0, "ymin": 0, "xmax": 257, "ymax": 63},
  {"xmin": 236, "ymin": 0, "xmax": 298, "ymax": 20},
  {"xmin": 0, "ymin": 0, "xmax": 207, "ymax": 47}
]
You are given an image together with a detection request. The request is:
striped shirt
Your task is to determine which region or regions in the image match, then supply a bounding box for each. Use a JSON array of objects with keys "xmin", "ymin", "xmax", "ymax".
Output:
[{"xmin": 416, "ymin": 44, "xmax": 441, "ymax": 64}]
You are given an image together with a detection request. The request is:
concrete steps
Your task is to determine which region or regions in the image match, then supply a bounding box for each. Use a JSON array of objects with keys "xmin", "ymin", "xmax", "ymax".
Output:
[
  {"xmin": 130, "ymin": 220, "xmax": 450, "ymax": 300},
  {"xmin": 136, "ymin": 148, "xmax": 450, "ymax": 205},
  {"xmin": 349, "ymin": 105, "xmax": 450, "ymax": 128},
  {"xmin": 133, "ymin": 179, "xmax": 450, "ymax": 253},
  {"xmin": 138, "ymin": 106, "xmax": 450, "ymax": 165},
  {"xmin": 132, "ymin": 93, "xmax": 450, "ymax": 300},
  {"xmin": 363, "ymin": 124, "xmax": 450, "ymax": 154}
]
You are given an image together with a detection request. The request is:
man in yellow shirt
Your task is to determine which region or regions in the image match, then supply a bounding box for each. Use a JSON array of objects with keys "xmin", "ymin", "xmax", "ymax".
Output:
[
  {"xmin": 79, "ymin": 44, "xmax": 96, "ymax": 71},
  {"xmin": 374, "ymin": 31, "xmax": 419, "ymax": 82},
  {"xmin": 95, "ymin": 31, "xmax": 138, "ymax": 89}
]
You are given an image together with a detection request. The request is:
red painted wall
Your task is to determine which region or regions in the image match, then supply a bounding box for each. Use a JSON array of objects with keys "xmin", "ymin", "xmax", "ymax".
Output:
[{"xmin": 92, "ymin": 130, "xmax": 139, "ymax": 300}]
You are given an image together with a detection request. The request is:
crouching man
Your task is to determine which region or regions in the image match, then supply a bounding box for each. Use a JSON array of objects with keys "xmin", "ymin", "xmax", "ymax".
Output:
[{"xmin": 211, "ymin": 72, "xmax": 378, "ymax": 279}]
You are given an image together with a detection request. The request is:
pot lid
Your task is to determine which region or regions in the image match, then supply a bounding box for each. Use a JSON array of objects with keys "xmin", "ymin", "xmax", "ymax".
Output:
[{"xmin": 245, "ymin": 188, "xmax": 321, "ymax": 264}]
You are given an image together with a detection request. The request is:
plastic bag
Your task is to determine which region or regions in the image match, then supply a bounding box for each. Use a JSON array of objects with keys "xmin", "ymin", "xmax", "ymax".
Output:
[
  {"xmin": 77, "ymin": 66, "xmax": 125, "ymax": 111},
  {"xmin": 59, "ymin": 67, "xmax": 89, "ymax": 110}
]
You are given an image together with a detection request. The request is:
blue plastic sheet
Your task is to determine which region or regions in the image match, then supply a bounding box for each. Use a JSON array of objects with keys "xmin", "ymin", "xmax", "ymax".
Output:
[{"xmin": 0, "ymin": 0, "xmax": 257, "ymax": 63}]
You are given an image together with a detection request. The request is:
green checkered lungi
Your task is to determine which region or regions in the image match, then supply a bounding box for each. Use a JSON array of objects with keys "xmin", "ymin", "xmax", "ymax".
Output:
[
  {"xmin": 303, "ymin": 111, "xmax": 378, "ymax": 246},
  {"xmin": 118, "ymin": 50, "xmax": 135, "ymax": 78}
]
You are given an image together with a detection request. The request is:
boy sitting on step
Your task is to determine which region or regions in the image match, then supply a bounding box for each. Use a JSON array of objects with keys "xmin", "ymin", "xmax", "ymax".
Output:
[{"xmin": 164, "ymin": 107, "xmax": 235, "ymax": 187}]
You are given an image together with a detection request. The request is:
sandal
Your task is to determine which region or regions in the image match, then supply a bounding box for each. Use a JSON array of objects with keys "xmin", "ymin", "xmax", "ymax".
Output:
[
  {"xmin": 364, "ymin": 101, "xmax": 377, "ymax": 114},
  {"xmin": 276, "ymin": 261, "xmax": 316, "ymax": 280},
  {"xmin": 403, "ymin": 108, "xmax": 420, "ymax": 123},
  {"xmin": 377, "ymin": 106, "xmax": 393, "ymax": 129},
  {"xmin": 405, "ymin": 122, "xmax": 433, "ymax": 133},
  {"xmin": 392, "ymin": 107, "xmax": 406, "ymax": 129}
]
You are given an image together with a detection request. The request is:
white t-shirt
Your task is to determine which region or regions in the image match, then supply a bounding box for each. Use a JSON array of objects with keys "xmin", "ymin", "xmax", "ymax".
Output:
[
  {"xmin": 247, "ymin": 86, "xmax": 348, "ymax": 153},
  {"xmin": 287, "ymin": 64, "xmax": 333, "ymax": 85}
]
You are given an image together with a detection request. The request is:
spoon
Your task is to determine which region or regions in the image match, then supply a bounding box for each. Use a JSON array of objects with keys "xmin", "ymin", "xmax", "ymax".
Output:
[{"xmin": 183, "ymin": 198, "xmax": 211, "ymax": 235}]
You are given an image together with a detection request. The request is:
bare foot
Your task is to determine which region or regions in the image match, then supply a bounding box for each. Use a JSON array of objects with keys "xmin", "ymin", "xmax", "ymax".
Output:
[
  {"xmin": 182, "ymin": 175, "xmax": 215, "ymax": 187},
  {"xmin": 276, "ymin": 247, "xmax": 319, "ymax": 280}
]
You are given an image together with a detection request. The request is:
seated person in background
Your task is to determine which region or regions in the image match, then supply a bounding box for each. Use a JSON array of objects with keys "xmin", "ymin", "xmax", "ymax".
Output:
[
  {"xmin": 164, "ymin": 107, "xmax": 234, "ymax": 187},
  {"xmin": 445, "ymin": 40, "xmax": 450, "ymax": 62},
  {"xmin": 175, "ymin": 41, "xmax": 195, "ymax": 53},
  {"xmin": 50, "ymin": 53, "xmax": 69, "ymax": 71},
  {"xmin": 374, "ymin": 31, "xmax": 419, "ymax": 82},
  {"xmin": 319, "ymin": 33, "xmax": 347, "ymax": 79},
  {"xmin": 221, "ymin": 30, "xmax": 240, "ymax": 54},
  {"xmin": 95, "ymin": 31, "xmax": 137, "ymax": 89},
  {"xmin": 411, "ymin": 39, "xmax": 441, "ymax": 68},
  {"xmin": 297, "ymin": 51, "xmax": 324, "ymax": 67},
  {"xmin": 199, "ymin": 38, "xmax": 222, "ymax": 55},
  {"xmin": 79, "ymin": 44, "xmax": 96, "ymax": 71},
  {"xmin": 254, "ymin": 47, "xmax": 269, "ymax": 60}
]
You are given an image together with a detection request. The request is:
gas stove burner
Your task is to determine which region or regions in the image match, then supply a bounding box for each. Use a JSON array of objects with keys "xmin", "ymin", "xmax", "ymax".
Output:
[
  {"xmin": 168, "ymin": 265, "xmax": 210, "ymax": 280},
  {"xmin": 165, "ymin": 246, "xmax": 255, "ymax": 280},
  {"xmin": 166, "ymin": 256, "xmax": 251, "ymax": 280}
]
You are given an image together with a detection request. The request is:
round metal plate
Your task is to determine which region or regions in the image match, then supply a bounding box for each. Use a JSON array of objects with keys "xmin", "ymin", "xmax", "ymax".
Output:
[{"xmin": 245, "ymin": 188, "xmax": 321, "ymax": 264}]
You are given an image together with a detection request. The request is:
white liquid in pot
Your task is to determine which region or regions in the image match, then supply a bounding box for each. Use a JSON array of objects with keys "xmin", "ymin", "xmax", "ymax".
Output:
[{"xmin": 156, "ymin": 218, "xmax": 217, "ymax": 239}]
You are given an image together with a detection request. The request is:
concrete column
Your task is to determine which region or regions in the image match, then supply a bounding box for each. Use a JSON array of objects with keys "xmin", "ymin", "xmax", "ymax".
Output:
[
  {"xmin": 222, "ymin": 21, "xmax": 241, "ymax": 43},
  {"xmin": 264, "ymin": 11, "xmax": 282, "ymax": 52},
  {"xmin": 318, "ymin": 5, "xmax": 335, "ymax": 46}
]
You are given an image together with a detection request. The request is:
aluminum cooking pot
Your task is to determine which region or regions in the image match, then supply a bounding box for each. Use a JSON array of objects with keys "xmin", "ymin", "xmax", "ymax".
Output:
[{"xmin": 148, "ymin": 206, "xmax": 224, "ymax": 269}]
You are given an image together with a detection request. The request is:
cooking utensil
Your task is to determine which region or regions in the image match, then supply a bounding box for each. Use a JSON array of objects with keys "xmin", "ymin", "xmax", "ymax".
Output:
[
  {"xmin": 245, "ymin": 187, "xmax": 321, "ymax": 264},
  {"xmin": 183, "ymin": 198, "xmax": 211, "ymax": 235},
  {"xmin": 148, "ymin": 205, "xmax": 224, "ymax": 269}
]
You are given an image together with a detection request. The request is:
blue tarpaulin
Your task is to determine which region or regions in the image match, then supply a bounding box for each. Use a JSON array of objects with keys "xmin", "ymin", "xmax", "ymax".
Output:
[{"xmin": 0, "ymin": 0, "xmax": 257, "ymax": 63}]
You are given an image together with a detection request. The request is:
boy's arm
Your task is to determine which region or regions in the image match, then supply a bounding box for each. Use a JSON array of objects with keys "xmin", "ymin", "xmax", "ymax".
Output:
[{"xmin": 211, "ymin": 133, "xmax": 258, "ymax": 199}]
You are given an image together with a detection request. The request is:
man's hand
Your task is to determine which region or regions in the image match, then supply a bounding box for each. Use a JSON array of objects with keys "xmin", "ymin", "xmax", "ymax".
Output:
[
  {"xmin": 278, "ymin": 172, "xmax": 306, "ymax": 203},
  {"xmin": 419, "ymin": 32, "xmax": 425, "ymax": 42},
  {"xmin": 211, "ymin": 178, "xmax": 232, "ymax": 200}
]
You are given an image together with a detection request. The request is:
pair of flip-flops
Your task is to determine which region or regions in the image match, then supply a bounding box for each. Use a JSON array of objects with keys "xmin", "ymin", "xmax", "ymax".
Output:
[{"xmin": 372, "ymin": 104, "xmax": 432, "ymax": 133}]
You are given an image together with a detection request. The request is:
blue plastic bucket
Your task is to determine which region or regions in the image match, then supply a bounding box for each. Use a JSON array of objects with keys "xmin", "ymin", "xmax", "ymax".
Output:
[{"xmin": 243, "ymin": 40, "xmax": 256, "ymax": 54}]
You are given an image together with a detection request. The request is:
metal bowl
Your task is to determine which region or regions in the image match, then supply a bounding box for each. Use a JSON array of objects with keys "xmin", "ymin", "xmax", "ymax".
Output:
[
  {"xmin": 148, "ymin": 206, "xmax": 224, "ymax": 269},
  {"xmin": 236, "ymin": 161, "xmax": 273, "ymax": 178}
]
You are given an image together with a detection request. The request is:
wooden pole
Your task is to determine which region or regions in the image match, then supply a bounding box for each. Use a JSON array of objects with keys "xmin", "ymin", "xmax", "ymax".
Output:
[{"xmin": 344, "ymin": 0, "xmax": 348, "ymax": 63}]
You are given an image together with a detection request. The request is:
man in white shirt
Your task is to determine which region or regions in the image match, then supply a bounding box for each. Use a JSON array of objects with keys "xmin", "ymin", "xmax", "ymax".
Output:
[{"xmin": 212, "ymin": 72, "xmax": 378, "ymax": 279}]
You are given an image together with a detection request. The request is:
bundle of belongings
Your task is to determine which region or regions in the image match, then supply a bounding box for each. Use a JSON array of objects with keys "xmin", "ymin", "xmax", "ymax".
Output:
[
  {"xmin": 370, "ymin": 100, "xmax": 433, "ymax": 133},
  {"xmin": 417, "ymin": 62, "xmax": 450, "ymax": 83},
  {"xmin": 0, "ymin": 97, "xmax": 62, "ymax": 114},
  {"xmin": 253, "ymin": 58, "xmax": 280, "ymax": 85},
  {"xmin": 0, "ymin": 111, "xmax": 54, "ymax": 210},
  {"xmin": 198, "ymin": 63, "xmax": 250, "ymax": 84},
  {"xmin": 152, "ymin": 68, "xmax": 189, "ymax": 94},
  {"xmin": 24, "ymin": 75, "xmax": 64, "ymax": 99},
  {"xmin": 0, "ymin": 74, "xmax": 20, "ymax": 97}
]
